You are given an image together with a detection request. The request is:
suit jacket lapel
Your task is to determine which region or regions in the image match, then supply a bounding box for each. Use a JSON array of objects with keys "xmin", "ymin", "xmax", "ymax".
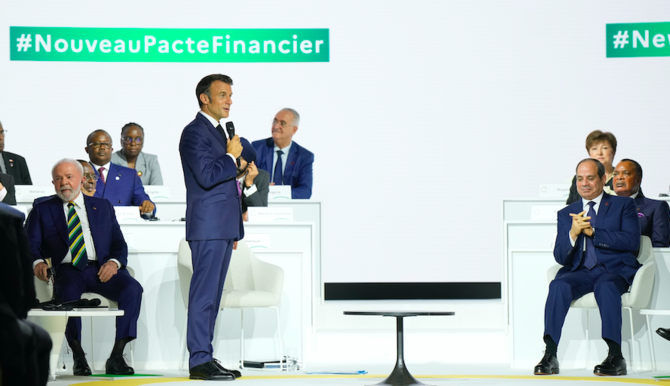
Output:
[
  {"xmin": 198, "ymin": 114, "xmax": 227, "ymax": 150},
  {"xmin": 92, "ymin": 161, "xmax": 107, "ymax": 196},
  {"xmin": 596, "ymin": 194, "xmax": 612, "ymax": 229},
  {"xmin": 283, "ymin": 144, "xmax": 298, "ymax": 181},
  {"xmin": 49, "ymin": 199, "xmax": 69, "ymax": 244},
  {"xmin": 634, "ymin": 194, "xmax": 646, "ymax": 213},
  {"xmin": 264, "ymin": 138, "xmax": 274, "ymax": 173},
  {"xmin": 83, "ymin": 196, "xmax": 100, "ymax": 261}
]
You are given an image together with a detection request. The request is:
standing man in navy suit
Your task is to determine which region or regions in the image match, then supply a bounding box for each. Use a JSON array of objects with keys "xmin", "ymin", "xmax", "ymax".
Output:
[
  {"xmin": 612, "ymin": 159, "xmax": 670, "ymax": 247},
  {"xmin": 179, "ymin": 74, "xmax": 244, "ymax": 381},
  {"xmin": 252, "ymin": 108, "xmax": 314, "ymax": 199},
  {"xmin": 26, "ymin": 159, "xmax": 142, "ymax": 376},
  {"xmin": 535, "ymin": 158, "xmax": 640, "ymax": 377},
  {"xmin": 85, "ymin": 130, "xmax": 155, "ymax": 216}
]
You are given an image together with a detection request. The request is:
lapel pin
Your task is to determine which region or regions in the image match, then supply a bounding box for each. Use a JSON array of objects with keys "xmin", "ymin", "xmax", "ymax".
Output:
[
  {"xmin": 138, "ymin": 171, "xmax": 143, "ymax": 177},
  {"xmin": 116, "ymin": 175, "xmax": 120, "ymax": 180},
  {"xmin": 93, "ymin": 207, "xmax": 97, "ymax": 210}
]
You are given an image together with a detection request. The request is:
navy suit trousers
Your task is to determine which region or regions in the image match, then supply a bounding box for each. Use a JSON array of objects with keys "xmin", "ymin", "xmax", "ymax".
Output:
[
  {"xmin": 544, "ymin": 266, "xmax": 629, "ymax": 346},
  {"xmin": 55, "ymin": 264, "xmax": 143, "ymax": 344},
  {"xmin": 187, "ymin": 239, "xmax": 234, "ymax": 369}
]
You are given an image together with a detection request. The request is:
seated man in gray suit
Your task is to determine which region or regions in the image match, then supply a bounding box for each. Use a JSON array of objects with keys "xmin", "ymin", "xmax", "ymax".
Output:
[{"xmin": 237, "ymin": 138, "xmax": 269, "ymax": 209}]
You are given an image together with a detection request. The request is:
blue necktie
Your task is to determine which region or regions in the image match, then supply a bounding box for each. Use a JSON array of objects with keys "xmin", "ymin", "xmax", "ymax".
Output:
[
  {"xmin": 583, "ymin": 201, "xmax": 597, "ymax": 269},
  {"xmin": 273, "ymin": 150, "xmax": 284, "ymax": 185}
]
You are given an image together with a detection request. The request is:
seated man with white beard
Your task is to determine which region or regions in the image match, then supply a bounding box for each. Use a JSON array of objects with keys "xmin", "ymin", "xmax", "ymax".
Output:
[{"xmin": 25, "ymin": 159, "xmax": 143, "ymax": 376}]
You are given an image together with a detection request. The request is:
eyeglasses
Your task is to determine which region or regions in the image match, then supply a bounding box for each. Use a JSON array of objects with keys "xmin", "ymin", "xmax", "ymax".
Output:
[
  {"xmin": 83, "ymin": 173, "xmax": 99, "ymax": 182},
  {"xmin": 123, "ymin": 137, "xmax": 143, "ymax": 144},
  {"xmin": 88, "ymin": 142, "xmax": 112, "ymax": 149},
  {"xmin": 272, "ymin": 119, "xmax": 290, "ymax": 128},
  {"xmin": 0, "ymin": 130, "xmax": 6, "ymax": 136}
]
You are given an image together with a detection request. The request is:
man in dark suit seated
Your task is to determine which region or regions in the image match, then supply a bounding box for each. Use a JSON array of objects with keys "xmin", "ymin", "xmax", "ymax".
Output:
[
  {"xmin": 85, "ymin": 130, "xmax": 155, "ymax": 216},
  {"xmin": 0, "ymin": 202, "xmax": 51, "ymax": 386},
  {"xmin": 253, "ymin": 108, "xmax": 314, "ymax": 199},
  {"xmin": 535, "ymin": 158, "xmax": 641, "ymax": 377},
  {"xmin": 0, "ymin": 171, "xmax": 16, "ymax": 205},
  {"xmin": 237, "ymin": 138, "xmax": 269, "ymax": 209},
  {"xmin": 612, "ymin": 159, "xmax": 670, "ymax": 247},
  {"xmin": 26, "ymin": 159, "xmax": 143, "ymax": 376},
  {"xmin": 613, "ymin": 159, "xmax": 670, "ymax": 343},
  {"xmin": 0, "ymin": 121, "xmax": 33, "ymax": 185}
]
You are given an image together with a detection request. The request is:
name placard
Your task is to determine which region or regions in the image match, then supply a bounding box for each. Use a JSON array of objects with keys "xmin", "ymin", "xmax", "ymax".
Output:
[
  {"xmin": 268, "ymin": 185, "xmax": 292, "ymax": 201},
  {"xmin": 144, "ymin": 186, "xmax": 171, "ymax": 201},
  {"xmin": 243, "ymin": 233, "xmax": 271, "ymax": 249},
  {"xmin": 15, "ymin": 185, "xmax": 51, "ymax": 202},
  {"xmin": 247, "ymin": 207, "xmax": 293, "ymax": 222},
  {"xmin": 113, "ymin": 206, "xmax": 143, "ymax": 223},
  {"xmin": 539, "ymin": 184, "xmax": 570, "ymax": 198}
]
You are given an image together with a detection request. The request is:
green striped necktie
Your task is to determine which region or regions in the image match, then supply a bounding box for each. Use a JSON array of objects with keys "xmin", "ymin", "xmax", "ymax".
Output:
[{"xmin": 67, "ymin": 202, "xmax": 88, "ymax": 270}]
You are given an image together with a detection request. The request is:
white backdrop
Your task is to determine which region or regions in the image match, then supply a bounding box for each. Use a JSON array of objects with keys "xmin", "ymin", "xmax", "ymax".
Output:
[{"xmin": 1, "ymin": 0, "xmax": 669, "ymax": 285}]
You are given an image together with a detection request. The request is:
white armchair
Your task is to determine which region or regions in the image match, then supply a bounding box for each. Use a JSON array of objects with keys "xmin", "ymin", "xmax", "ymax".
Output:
[
  {"xmin": 546, "ymin": 235, "xmax": 655, "ymax": 371},
  {"xmin": 177, "ymin": 238, "xmax": 285, "ymax": 370}
]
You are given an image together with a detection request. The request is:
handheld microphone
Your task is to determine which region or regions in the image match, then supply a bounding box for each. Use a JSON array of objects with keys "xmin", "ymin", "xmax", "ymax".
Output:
[{"xmin": 225, "ymin": 121, "xmax": 241, "ymax": 167}]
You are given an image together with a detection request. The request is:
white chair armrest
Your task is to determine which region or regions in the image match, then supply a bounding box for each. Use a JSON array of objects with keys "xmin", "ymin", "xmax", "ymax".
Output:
[
  {"xmin": 254, "ymin": 260, "xmax": 284, "ymax": 303},
  {"xmin": 547, "ymin": 264, "xmax": 562, "ymax": 284},
  {"xmin": 624, "ymin": 261, "xmax": 656, "ymax": 308}
]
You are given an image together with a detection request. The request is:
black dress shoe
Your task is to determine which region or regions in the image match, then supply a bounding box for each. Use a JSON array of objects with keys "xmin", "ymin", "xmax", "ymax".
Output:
[
  {"xmin": 594, "ymin": 354, "xmax": 627, "ymax": 376},
  {"xmin": 534, "ymin": 352, "xmax": 559, "ymax": 375},
  {"xmin": 190, "ymin": 360, "xmax": 235, "ymax": 381},
  {"xmin": 214, "ymin": 359, "xmax": 242, "ymax": 378},
  {"xmin": 657, "ymin": 327, "xmax": 670, "ymax": 341},
  {"xmin": 105, "ymin": 354, "xmax": 134, "ymax": 375},
  {"xmin": 73, "ymin": 356, "xmax": 92, "ymax": 376}
]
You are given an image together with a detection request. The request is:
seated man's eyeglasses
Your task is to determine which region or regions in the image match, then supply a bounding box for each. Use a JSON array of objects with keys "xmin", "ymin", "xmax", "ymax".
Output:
[
  {"xmin": 123, "ymin": 137, "xmax": 143, "ymax": 144},
  {"xmin": 88, "ymin": 142, "xmax": 112, "ymax": 149},
  {"xmin": 84, "ymin": 173, "xmax": 99, "ymax": 182},
  {"xmin": 272, "ymin": 119, "xmax": 288, "ymax": 128}
]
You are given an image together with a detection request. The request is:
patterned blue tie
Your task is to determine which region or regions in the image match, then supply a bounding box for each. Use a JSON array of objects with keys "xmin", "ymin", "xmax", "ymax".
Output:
[
  {"xmin": 583, "ymin": 201, "xmax": 597, "ymax": 269},
  {"xmin": 273, "ymin": 150, "xmax": 284, "ymax": 185}
]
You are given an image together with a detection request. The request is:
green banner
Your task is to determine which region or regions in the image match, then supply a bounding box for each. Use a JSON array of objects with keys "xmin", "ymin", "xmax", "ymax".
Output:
[
  {"xmin": 10, "ymin": 27, "xmax": 329, "ymax": 62},
  {"xmin": 607, "ymin": 22, "xmax": 670, "ymax": 58}
]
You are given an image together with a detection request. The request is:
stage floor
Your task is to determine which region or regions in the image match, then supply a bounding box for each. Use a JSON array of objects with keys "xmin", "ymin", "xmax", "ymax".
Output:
[{"xmin": 45, "ymin": 363, "xmax": 670, "ymax": 385}]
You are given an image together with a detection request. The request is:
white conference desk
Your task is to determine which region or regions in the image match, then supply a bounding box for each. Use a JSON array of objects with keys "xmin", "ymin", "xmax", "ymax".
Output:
[
  {"xmin": 17, "ymin": 198, "xmax": 324, "ymax": 299},
  {"xmin": 504, "ymin": 198, "xmax": 670, "ymax": 370},
  {"xmin": 35, "ymin": 221, "xmax": 315, "ymax": 372}
]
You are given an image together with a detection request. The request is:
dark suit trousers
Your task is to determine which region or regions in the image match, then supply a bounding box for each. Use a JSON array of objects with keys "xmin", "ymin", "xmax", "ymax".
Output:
[
  {"xmin": 55, "ymin": 264, "xmax": 143, "ymax": 344},
  {"xmin": 187, "ymin": 239, "xmax": 234, "ymax": 369},
  {"xmin": 544, "ymin": 266, "xmax": 629, "ymax": 346}
]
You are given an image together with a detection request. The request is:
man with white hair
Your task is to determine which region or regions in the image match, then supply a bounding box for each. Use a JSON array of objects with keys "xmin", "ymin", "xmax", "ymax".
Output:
[
  {"xmin": 253, "ymin": 108, "xmax": 314, "ymax": 199},
  {"xmin": 25, "ymin": 159, "xmax": 143, "ymax": 376}
]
